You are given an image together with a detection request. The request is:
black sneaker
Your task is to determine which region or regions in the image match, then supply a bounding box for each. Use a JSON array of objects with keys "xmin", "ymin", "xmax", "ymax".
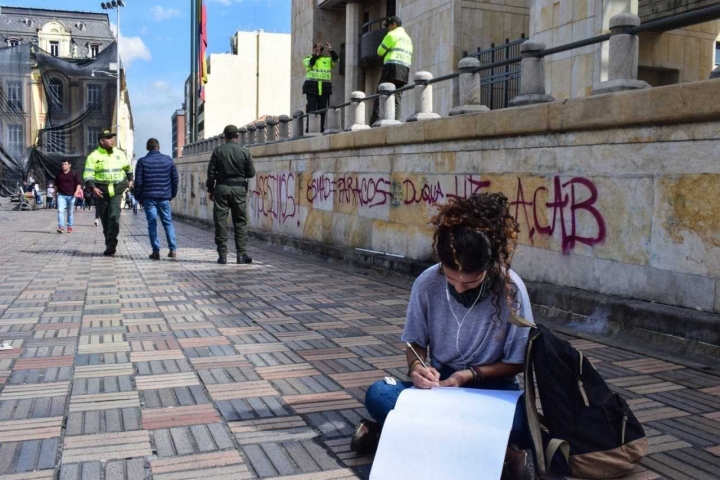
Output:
[
  {"xmin": 237, "ymin": 254, "xmax": 252, "ymax": 264},
  {"xmin": 149, "ymin": 251, "xmax": 160, "ymax": 260},
  {"xmin": 103, "ymin": 247, "xmax": 116, "ymax": 256},
  {"xmin": 350, "ymin": 420, "xmax": 381, "ymax": 455},
  {"xmin": 217, "ymin": 254, "xmax": 227, "ymax": 264}
]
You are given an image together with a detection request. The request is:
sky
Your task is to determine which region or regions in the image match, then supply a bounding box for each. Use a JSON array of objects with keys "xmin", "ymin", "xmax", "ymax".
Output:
[{"xmin": 16, "ymin": 0, "xmax": 291, "ymax": 158}]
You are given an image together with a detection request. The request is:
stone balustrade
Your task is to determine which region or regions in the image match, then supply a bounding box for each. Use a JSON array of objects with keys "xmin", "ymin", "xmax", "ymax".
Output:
[{"xmin": 180, "ymin": 13, "xmax": 695, "ymax": 156}]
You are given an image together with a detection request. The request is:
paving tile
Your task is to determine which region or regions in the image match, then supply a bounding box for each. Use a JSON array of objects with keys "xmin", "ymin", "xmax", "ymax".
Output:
[
  {"xmin": 151, "ymin": 423, "xmax": 234, "ymax": 457},
  {"xmin": 61, "ymin": 430, "xmax": 152, "ymax": 463},
  {"xmin": 69, "ymin": 391, "xmax": 140, "ymax": 412},
  {"xmin": 0, "ymin": 471, "xmax": 54, "ymax": 479},
  {"xmin": 283, "ymin": 392, "xmax": 363, "ymax": 414},
  {"xmin": 65, "ymin": 407, "xmax": 140, "ymax": 435},
  {"xmin": 230, "ymin": 416, "xmax": 318, "ymax": 444},
  {"xmin": 141, "ymin": 404, "xmax": 220, "ymax": 429},
  {"xmin": 0, "ymin": 417, "xmax": 62, "ymax": 442},
  {"xmin": 135, "ymin": 372, "xmax": 199, "ymax": 390},
  {"xmin": 129, "ymin": 350, "xmax": 185, "ymax": 362},
  {"xmin": 151, "ymin": 451, "xmax": 251, "ymax": 479},
  {"xmin": 206, "ymin": 380, "xmax": 279, "ymax": 401},
  {"xmin": 0, "ymin": 382, "xmax": 69, "ymax": 401},
  {"xmin": 73, "ymin": 363, "xmax": 134, "ymax": 378}
]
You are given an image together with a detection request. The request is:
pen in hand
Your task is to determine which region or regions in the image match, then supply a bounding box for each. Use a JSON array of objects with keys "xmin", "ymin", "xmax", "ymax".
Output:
[{"xmin": 406, "ymin": 342, "xmax": 440, "ymax": 388}]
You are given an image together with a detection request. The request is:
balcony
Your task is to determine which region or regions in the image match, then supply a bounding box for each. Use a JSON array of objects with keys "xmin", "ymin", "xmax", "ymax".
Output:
[{"xmin": 360, "ymin": 19, "xmax": 386, "ymax": 67}]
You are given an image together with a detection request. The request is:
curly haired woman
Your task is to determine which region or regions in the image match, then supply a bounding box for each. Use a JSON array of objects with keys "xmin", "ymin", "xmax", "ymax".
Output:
[{"xmin": 351, "ymin": 193, "xmax": 535, "ymax": 478}]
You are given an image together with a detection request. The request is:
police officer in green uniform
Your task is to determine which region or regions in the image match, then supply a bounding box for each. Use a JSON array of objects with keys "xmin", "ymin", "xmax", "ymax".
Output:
[
  {"xmin": 370, "ymin": 16, "xmax": 414, "ymax": 124},
  {"xmin": 303, "ymin": 42, "xmax": 339, "ymax": 133},
  {"xmin": 83, "ymin": 129, "xmax": 133, "ymax": 256},
  {"xmin": 207, "ymin": 125, "xmax": 256, "ymax": 265}
]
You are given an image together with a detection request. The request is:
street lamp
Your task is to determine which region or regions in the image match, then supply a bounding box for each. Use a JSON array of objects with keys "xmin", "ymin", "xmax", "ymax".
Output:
[{"xmin": 101, "ymin": 0, "xmax": 125, "ymax": 147}]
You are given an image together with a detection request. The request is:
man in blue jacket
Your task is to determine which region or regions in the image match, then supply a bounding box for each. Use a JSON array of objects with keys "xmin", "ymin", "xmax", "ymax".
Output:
[{"xmin": 135, "ymin": 138, "xmax": 179, "ymax": 260}]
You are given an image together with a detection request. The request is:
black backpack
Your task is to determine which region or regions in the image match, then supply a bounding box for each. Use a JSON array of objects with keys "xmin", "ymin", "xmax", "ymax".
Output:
[{"xmin": 523, "ymin": 324, "xmax": 648, "ymax": 479}]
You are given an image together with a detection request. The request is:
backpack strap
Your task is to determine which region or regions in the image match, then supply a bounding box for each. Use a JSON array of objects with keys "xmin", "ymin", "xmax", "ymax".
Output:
[
  {"xmin": 524, "ymin": 327, "xmax": 547, "ymax": 475},
  {"xmin": 545, "ymin": 438, "xmax": 570, "ymax": 468}
]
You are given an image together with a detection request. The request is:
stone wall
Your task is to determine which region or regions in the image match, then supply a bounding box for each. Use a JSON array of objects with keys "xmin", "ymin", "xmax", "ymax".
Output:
[
  {"xmin": 639, "ymin": 0, "xmax": 720, "ymax": 22},
  {"xmin": 174, "ymin": 80, "xmax": 720, "ymax": 314}
]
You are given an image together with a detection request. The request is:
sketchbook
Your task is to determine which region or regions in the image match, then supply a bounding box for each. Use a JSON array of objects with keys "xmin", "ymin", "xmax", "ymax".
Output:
[{"xmin": 369, "ymin": 387, "xmax": 523, "ymax": 480}]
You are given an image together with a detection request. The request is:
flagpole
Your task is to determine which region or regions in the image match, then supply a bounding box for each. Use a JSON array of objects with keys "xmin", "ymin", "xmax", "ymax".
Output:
[
  {"xmin": 194, "ymin": 0, "xmax": 200, "ymax": 141},
  {"xmin": 190, "ymin": 0, "xmax": 197, "ymax": 142}
]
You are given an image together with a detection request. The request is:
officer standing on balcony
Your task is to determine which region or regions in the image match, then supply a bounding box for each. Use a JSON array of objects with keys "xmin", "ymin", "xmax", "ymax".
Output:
[
  {"xmin": 303, "ymin": 41, "xmax": 339, "ymax": 133},
  {"xmin": 370, "ymin": 16, "xmax": 413, "ymax": 124},
  {"xmin": 206, "ymin": 125, "xmax": 256, "ymax": 265},
  {"xmin": 83, "ymin": 129, "xmax": 133, "ymax": 256}
]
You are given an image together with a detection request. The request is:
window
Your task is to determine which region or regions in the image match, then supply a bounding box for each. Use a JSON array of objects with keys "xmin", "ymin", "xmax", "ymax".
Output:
[
  {"xmin": 87, "ymin": 127, "xmax": 102, "ymax": 153},
  {"xmin": 8, "ymin": 125, "xmax": 24, "ymax": 158},
  {"xmin": 50, "ymin": 41, "xmax": 59, "ymax": 56},
  {"xmin": 716, "ymin": 42, "xmax": 720, "ymax": 66},
  {"xmin": 86, "ymin": 84, "xmax": 102, "ymax": 109},
  {"xmin": 48, "ymin": 78, "xmax": 63, "ymax": 113},
  {"xmin": 7, "ymin": 81, "xmax": 22, "ymax": 111},
  {"xmin": 9, "ymin": 39, "xmax": 19, "ymax": 47},
  {"xmin": 90, "ymin": 44, "xmax": 99, "ymax": 58}
]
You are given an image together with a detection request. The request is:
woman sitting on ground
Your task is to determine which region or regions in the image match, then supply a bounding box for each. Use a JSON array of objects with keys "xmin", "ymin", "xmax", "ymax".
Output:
[{"xmin": 351, "ymin": 193, "xmax": 535, "ymax": 479}]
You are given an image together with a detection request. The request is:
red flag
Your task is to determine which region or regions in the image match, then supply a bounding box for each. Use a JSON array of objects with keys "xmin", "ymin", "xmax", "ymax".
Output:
[{"xmin": 199, "ymin": 0, "xmax": 208, "ymax": 101}]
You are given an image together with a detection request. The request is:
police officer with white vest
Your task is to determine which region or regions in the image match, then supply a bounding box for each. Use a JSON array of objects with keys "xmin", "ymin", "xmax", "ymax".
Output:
[
  {"xmin": 370, "ymin": 16, "xmax": 413, "ymax": 124},
  {"xmin": 303, "ymin": 42, "xmax": 339, "ymax": 133}
]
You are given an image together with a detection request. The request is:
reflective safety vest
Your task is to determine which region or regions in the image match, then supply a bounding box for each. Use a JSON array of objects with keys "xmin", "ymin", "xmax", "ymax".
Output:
[
  {"xmin": 84, "ymin": 146, "xmax": 132, "ymax": 197},
  {"xmin": 303, "ymin": 55, "xmax": 336, "ymax": 96},
  {"xmin": 377, "ymin": 26, "xmax": 413, "ymax": 68}
]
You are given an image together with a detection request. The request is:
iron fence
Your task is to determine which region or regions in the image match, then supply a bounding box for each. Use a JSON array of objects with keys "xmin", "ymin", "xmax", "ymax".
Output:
[{"xmin": 467, "ymin": 35, "xmax": 525, "ymax": 110}]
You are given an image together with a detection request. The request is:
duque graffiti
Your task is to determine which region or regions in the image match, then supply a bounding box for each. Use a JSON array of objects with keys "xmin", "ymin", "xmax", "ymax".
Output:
[{"xmin": 246, "ymin": 172, "xmax": 606, "ymax": 252}]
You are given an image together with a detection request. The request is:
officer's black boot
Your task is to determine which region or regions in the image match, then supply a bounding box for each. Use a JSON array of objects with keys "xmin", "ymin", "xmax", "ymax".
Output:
[
  {"xmin": 103, "ymin": 246, "xmax": 116, "ymax": 256},
  {"xmin": 237, "ymin": 254, "xmax": 252, "ymax": 264},
  {"xmin": 217, "ymin": 254, "xmax": 227, "ymax": 264}
]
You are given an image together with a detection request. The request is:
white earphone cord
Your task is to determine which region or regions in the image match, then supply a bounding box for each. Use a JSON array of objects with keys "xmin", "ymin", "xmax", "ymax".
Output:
[{"xmin": 445, "ymin": 279, "xmax": 486, "ymax": 370}]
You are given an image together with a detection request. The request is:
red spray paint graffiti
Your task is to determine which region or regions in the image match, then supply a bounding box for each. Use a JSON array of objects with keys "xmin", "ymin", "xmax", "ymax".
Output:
[{"xmin": 251, "ymin": 173, "xmax": 297, "ymax": 224}]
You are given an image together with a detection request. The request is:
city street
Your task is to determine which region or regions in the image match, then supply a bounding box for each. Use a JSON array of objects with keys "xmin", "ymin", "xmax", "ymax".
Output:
[{"xmin": 0, "ymin": 205, "xmax": 718, "ymax": 479}]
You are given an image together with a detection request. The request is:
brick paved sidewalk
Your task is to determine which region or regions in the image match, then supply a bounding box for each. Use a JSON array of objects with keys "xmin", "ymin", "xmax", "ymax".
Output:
[{"xmin": 0, "ymin": 205, "xmax": 718, "ymax": 480}]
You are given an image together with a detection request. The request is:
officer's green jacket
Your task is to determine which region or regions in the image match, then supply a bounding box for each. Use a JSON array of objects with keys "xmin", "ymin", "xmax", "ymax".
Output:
[
  {"xmin": 302, "ymin": 50, "xmax": 339, "ymax": 97},
  {"xmin": 83, "ymin": 146, "xmax": 133, "ymax": 197},
  {"xmin": 377, "ymin": 26, "xmax": 413, "ymax": 84},
  {"xmin": 206, "ymin": 141, "xmax": 256, "ymax": 194}
]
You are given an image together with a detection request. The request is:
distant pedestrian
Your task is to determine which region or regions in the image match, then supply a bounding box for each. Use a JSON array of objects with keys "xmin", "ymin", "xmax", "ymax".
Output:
[
  {"xmin": 46, "ymin": 183, "xmax": 55, "ymax": 209},
  {"xmin": 303, "ymin": 42, "xmax": 338, "ymax": 133},
  {"xmin": 84, "ymin": 186, "xmax": 94, "ymax": 211},
  {"xmin": 54, "ymin": 160, "xmax": 82, "ymax": 233},
  {"xmin": 74, "ymin": 187, "xmax": 84, "ymax": 210},
  {"xmin": 135, "ymin": 138, "xmax": 178, "ymax": 260},
  {"xmin": 84, "ymin": 128, "xmax": 133, "ymax": 256},
  {"xmin": 370, "ymin": 16, "xmax": 413, "ymax": 124},
  {"xmin": 206, "ymin": 125, "xmax": 256, "ymax": 265}
]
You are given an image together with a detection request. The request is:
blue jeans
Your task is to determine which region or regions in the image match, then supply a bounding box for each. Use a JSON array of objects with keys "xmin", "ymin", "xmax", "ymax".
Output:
[
  {"xmin": 365, "ymin": 367, "xmax": 528, "ymax": 446},
  {"xmin": 57, "ymin": 195, "xmax": 75, "ymax": 227},
  {"xmin": 144, "ymin": 199, "xmax": 177, "ymax": 252}
]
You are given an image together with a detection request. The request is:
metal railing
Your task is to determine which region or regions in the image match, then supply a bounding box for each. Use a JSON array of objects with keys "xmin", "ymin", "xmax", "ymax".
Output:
[{"xmin": 182, "ymin": 4, "xmax": 720, "ymax": 156}]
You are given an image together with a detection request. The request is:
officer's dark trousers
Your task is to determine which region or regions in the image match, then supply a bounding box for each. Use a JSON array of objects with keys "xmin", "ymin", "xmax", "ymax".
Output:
[
  {"xmin": 306, "ymin": 93, "xmax": 329, "ymax": 133},
  {"xmin": 97, "ymin": 191, "xmax": 123, "ymax": 248},
  {"xmin": 370, "ymin": 80, "xmax": 405, "ymax": 125},
  {"xmin": 213, "ymin": 184, "xmax": 249, "ymax": 256}
]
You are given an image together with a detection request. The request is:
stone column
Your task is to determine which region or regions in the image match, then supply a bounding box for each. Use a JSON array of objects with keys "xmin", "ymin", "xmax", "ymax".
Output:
[
  {"xmin": 255, "ymin": 121, "xmax": 267, "ymax": 144},
  {"xmin": 372, "ymin": 83, "xmax": 402, "ymax": 127},
  {"xmin": 238, "ymin": 127, "xmax": 247, "ymax": 146},
  {"xmin": 344, "ymin": 0, "xmax": 363, "ymax": 128},
  {"xmin": 278, "ymin": 114, "xmax": 291, "ymax": 139},
  {"xmin": 508, "ymin": 40, "xmax": 555, "ymax": 107},
  {"xmin": 349, "ymin": 91, "xmax": 370, "ymax": 131},
  {"xmin": 407, "ymin": 71, "xmax": 440, "ymax": 122},
  {"xmin": 449, "ymin": 58, "xmax": 489, "ymax": 116},
  {"xmin": 293, "ymin": 110, "xmax": 304, "ymax": 139},
  {"xmin": 246, "ymin": 125, "xmax": 256, "ymax": 145},
  {"xmin": 266, "ymin": 118, "xmax": 279, "ymax": 142},
  {"xmin": 323, "ymin": 107, "xmax": 342, "ymax": 134},
  {"xmin": 592, "ymin": 14, "xmax": 650, "ymax": 95}
]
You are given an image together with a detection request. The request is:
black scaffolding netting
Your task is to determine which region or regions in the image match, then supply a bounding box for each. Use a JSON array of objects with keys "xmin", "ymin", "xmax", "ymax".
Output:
[{"xmin": 0, "ymin": 41, "xmax": 118, "ymax": 196}]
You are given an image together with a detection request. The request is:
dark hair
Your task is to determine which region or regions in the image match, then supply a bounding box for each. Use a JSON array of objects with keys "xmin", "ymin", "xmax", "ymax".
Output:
[
  {"xmin": 431, "ymin": 193, "xmax": 520, "ymax": 318},
  {"xmin": 146, "ymin": 138, "xmax": 160, "ymax": 151},
  {"xmin": 61, "ymin": 160, "xmax": 70, "ymax": 164}
]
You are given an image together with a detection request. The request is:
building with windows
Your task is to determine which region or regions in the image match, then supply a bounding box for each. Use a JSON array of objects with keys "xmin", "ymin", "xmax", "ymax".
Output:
[
  {"xmin": 184, "ymin": 30, "xmax": 291, "ymax": 142},
  {"xmin": 171, "ymin": 109, "xmax": 185, "ymax": 159},
  {"xmin": 0, "ymin": 5, "xmax": 134, "ymax": 182}
]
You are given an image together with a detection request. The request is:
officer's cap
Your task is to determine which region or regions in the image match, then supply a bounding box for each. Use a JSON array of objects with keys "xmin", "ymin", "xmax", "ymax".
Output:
[
  {"xmin": 98, "ymin": 129, "xmax": 117, "ymax": 140},
  {"xmin": 385, "ymin": 16, "xmax": 402, "ymax": 27},
  {"xmin": 223, "ymin": 125, "xmax": 239, "ymax": 138}
]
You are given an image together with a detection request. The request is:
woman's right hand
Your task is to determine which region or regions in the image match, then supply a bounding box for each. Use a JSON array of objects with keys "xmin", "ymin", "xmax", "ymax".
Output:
[{"xmin": 411, "ymin": 365, "xmax": 441, "ymax": 389}]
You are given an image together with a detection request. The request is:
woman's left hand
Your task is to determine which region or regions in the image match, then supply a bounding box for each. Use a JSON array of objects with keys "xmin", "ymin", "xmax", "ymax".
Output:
[{"xmin": 439, "ymin": 370, "xmax": 472, "ymax": 388}]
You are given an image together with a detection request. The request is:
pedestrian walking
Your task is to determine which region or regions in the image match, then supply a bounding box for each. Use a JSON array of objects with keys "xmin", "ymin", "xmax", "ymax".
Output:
[
  {"xmin": 83, "ymin": 129, "xmax": 133, "ymax": 256},
  {"xmin": 46, "ymin": 183, "xmax": 55, "ymax": 209},
  {"xmin": 370, "ymin": 16, "xmax": 413, "ymax": 124},
  {"xmin": 83, "ymin": 186, "xmax": 94, "ymax": 211},
  {"xmin": 74, "ymin": 187, "xmax": 84, "ymax": 210},
  {"xmin": 134, "ymin": 138, "xmax": 179, "ymax": 260},
  {"xmin": 303, "ymin": 42, "xmax": 338, "ymax": 133},
  {"xmin": 54, "ymin": 160, "xmax": 82, "ymax": 233},
  {"xmin": 206, "ymin": 125, "xmax": 256, "ymax": 265}
]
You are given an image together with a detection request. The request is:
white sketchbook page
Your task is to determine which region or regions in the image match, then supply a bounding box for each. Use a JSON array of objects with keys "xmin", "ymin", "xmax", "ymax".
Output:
[
  {"xmin": 395, "ymin": 387, "xmax": 522, "ymax": 428},
  {"xmin": 370, "ymin": 388, "xmax": 522, "ymax": 480}
]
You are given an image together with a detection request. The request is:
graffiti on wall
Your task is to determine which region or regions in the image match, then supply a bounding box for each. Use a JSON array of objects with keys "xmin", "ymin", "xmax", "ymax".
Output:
[{"xmin": 248, "ymin": 171, "xmax": 606, "ymax": 252}]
